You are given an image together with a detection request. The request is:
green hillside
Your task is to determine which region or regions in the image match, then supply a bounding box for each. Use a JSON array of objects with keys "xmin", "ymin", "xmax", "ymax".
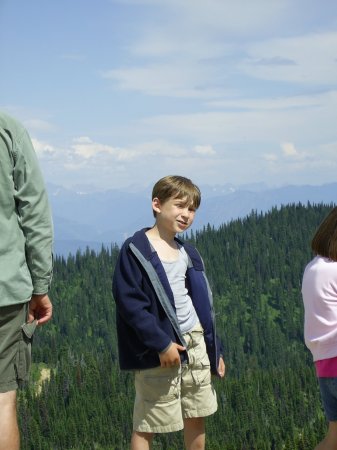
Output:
[{"xmin": 19, "ymin": 203, "xmax": 334, "ymax": 449}]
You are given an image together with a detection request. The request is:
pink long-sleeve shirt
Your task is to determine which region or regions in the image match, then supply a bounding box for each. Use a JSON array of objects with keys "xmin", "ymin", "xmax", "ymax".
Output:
[{"xmin": 302, "ymin": 256, "xmax": 337, "ymax": 366}]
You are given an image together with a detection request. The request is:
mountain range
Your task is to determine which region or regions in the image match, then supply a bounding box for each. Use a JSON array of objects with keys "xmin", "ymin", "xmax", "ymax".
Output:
[{"xmin": 48, "ymin": 182, "xmax": 337, "ymax": 255}]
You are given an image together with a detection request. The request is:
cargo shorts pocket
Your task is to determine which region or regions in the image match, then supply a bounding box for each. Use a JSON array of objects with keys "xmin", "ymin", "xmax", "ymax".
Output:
[
  {"xmin": 190, "ymin": 334, "xmax": 211, "ymax": 386},
  {"xmin": 137, "ymin": 368, "xmax": 180, "ymax": 403},
  {"xmin": 15, "ymin": 320, "xmax": 37, "ymax": 383}
]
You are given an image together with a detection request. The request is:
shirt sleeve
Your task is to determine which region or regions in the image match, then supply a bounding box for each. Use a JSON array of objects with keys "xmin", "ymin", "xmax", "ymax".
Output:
[
  {"xmin": 12, "ymin": 127, "xmax": 53, "ymax": 294},
  {"xmin": 113, "ymin": 244, "xmax": 172, "ymax": 353}
]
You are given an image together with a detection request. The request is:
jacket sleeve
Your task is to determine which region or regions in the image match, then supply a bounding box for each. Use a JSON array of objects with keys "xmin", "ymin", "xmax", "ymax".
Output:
[
  {"xmin": 13, "ymin": 128, "xmax": 53, "ymax": 295},
  {"xmin": 112, "ymin": 243, "xmax": 172, "ymax": 353}
]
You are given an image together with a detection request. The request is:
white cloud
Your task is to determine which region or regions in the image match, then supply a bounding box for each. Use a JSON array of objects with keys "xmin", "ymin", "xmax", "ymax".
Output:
[
  {"xmin": 31, "ymin": 138, "xmax": 56, "ymax": 157},
  {"xmin": 176, "ymin": 0, "xmax": 291, "ymax": 36},
  {"xmin": 70, "ymin": 138, "xmax": 188, "ymax": 161},
  {"xmin": 63, "ymin": 161, "xmax": 88, "ymax": 171},
  {"xmin": 194, "ymin": 145, "xmax": 216, "ymax": 156},
  {"xmin": 71, "ymin": 137, "xmax": 130, "ymax": 160},
  {"xmin": 138, "ymin": 88, "xmax": 337, "ymax": 146},
  {"xmin": 103, "ymin": 28, "xmax": 337, "ymax": 105},
  {"xmin": 103, "ymin": 0, "xmax": 337, "ymax": 103},
  {"xmin": 281, "ymin": 142, "xmax": 298, "ymax": 157},
  {"xmin": 114, "ymin": 0, "xmax": 291, "ymax": 36},
  {"xmin": 261, "ymin": 139, "xmax": 337, "ymax": 185},
  {"xmin": 281, "ymin": 142, "xmax": 309, "ymax": 161},
  {"xmin": 102, "ymin": 63, "xmax": 229, "ymax": 99},
  {"xmin": 263, "ymin": 153, "xmax": 278, "ymax": 162},
  {"xmin": 8, "ymin": 0, "xmax": 337, "ymax": 190},
  {"xmin": 73, "ymin": 136, "xmax": 92, "ymax": 144},
  {"xmin": 241, "ymin": 31, "xmax": 337, "ymax": 85},
  {"xmin": 319, "ymin": 140, "xmax": 337, "ymax": 157},
  {"xmin": 32, "ymin": 131, "xmax": 337, "ymax": 190},
  {"xmin": 24, "ymin": 119, "xmax": 56, "ymax": 132},
  {"xmin": 102, "ymin": 0, "xmax": 295, "ymax": 101},
  {"xmin": 207, "ymin": 92, "xmax": 325, "ymax": 111},
  {"xmin": 132, "ymin": 141, "xmax": 187, "ymax": 158}
]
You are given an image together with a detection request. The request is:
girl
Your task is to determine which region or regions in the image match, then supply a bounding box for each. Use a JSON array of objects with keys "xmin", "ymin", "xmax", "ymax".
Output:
[{"xmin": 302, "ymin": 207, "xmax": 337, "ymax": 450}]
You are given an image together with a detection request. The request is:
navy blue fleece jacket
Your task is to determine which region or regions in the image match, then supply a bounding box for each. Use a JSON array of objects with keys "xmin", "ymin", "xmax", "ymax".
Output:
[{"xmin": 112, "ymin": 228, "xmax": 223, "ymax": 375}]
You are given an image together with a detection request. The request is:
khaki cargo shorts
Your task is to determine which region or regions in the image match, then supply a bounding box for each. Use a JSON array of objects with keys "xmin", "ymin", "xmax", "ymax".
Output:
[
  {"xmin": 133, "ymin": 322, "xmax": 218, "ymax": 433},
  {"xmin": 0, "ymin": 302, "xmax": 37, "ymax": 393}
]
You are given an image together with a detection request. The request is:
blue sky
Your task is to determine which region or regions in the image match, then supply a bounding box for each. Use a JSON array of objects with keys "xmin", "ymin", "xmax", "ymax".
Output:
[{"xmin": 1, "ymin": 0, "xmax": 337, "ymax": 191}]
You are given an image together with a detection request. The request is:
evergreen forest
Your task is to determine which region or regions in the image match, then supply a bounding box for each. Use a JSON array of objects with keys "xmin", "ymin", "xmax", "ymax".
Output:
[{"xmin": 18, "ymin": 203, "xmax": 335, "ymax": 449}]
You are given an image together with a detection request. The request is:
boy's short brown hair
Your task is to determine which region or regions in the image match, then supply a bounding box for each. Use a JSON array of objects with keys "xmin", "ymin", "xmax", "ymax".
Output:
[
  {"xmin": 311, "ymin": 207, "xmax": 337, "ymax": 261},
  {"xmin": 152, "ymin": 176, "xmax": 201, "ymax": 216}
]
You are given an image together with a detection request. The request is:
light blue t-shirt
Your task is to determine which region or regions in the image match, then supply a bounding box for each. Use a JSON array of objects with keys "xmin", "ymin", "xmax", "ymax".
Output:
[{"xmin": 161, "ymin": 246, "xmax": 198, "ymax": 334}]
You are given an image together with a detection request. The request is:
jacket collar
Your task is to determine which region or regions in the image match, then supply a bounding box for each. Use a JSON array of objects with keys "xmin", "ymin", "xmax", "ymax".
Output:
[
  {"xmin": 128, "ymin": 228, "xmax": 184, "ymax": 260},
  {"xmin": 127, "ymin": 228, "xmax": 151, "ymax": 259},
  {"xmin": 128, "ymin": 228, "xmax": 203, "ymax": 270}
]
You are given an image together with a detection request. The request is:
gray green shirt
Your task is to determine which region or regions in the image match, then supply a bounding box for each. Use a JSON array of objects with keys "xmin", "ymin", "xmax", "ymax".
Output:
[{"xmin": 0, "ymin": 112, "xmax": 53, "ymax": 306}]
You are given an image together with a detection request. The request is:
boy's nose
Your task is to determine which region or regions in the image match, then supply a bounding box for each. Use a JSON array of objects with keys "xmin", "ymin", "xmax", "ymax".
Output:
[{"xmin": 181, "ymin": 208, "xmax": 193, "ymax": 220}]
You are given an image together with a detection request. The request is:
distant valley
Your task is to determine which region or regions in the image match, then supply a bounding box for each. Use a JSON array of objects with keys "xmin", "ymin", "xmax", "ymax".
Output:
[{"xmin": 48, "ymin": 182, "xmax": 337, "ymax": 255}]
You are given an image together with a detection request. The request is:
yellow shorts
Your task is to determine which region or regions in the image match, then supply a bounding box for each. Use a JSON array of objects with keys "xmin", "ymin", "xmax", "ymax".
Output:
[{"xmin": 133, "ymin": 323, "xmax": 218, "ymax": 433}]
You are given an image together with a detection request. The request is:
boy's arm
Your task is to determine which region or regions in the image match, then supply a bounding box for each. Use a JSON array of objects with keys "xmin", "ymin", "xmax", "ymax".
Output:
[
  {"xmin": 113, "ymin": 244, "xmax": 173, "ymax": 354},
  {"xmin": 216, "ymin": 334, "xmax": 225, "ymax": 375},
  {"xmin": 218, "ymin": 356, "xmax": 225, "ymax": 378}
]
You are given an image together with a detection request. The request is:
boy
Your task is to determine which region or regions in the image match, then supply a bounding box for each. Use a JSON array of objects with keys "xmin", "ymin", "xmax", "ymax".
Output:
[{"xmin": 113, "ymin": 175, "xmax": 225, "ymax": 450}]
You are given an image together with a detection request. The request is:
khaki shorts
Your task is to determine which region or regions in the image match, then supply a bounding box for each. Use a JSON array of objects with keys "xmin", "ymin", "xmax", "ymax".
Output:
[
  {"xmin": 0, "ymin": 302, "xmax": 37, "ymax": 393},
  {"xmin": 133, "ymin": 323, "xmax": 217, "ymax": 433}
]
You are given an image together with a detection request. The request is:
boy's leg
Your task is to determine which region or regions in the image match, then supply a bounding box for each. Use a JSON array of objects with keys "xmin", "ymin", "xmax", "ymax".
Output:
[
  {"xmin": 0, "ymin": 390, "xmax": 19, "ymax": 450},
  {"xmin": 183, "ymin": 417, "xmax": 205, "ymax": 450},
  {"xmin": 181, "ymin": 324, "xmax": 217, "ymax": 450},
  {"xmin": 131, "ymin": 431, "xmax": 154, "ymax": 450}
]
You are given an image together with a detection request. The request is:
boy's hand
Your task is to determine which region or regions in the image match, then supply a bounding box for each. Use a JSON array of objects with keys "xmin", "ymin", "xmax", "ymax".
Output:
[
  {"xmin": 218, "ymin": 357, "xmax": 225, "ymax": 378},
  {"xmin": 159, "ymin": 343, "xmax": 185, "ymax": 368}
]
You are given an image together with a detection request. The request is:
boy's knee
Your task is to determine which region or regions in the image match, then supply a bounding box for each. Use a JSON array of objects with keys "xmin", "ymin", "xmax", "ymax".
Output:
[
  {"xmin": 184, "ymin": 417, "xmax": 205, "ymax": 431},
  {"xmin": 131, "ymin": 431, "xmax": 154, "ymax": 450}
]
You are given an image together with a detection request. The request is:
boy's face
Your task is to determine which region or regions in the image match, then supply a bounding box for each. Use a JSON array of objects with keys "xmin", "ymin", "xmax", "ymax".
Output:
[{"xmin": 152, "ymin": 195, "xmax": 196, "ymax": 235}]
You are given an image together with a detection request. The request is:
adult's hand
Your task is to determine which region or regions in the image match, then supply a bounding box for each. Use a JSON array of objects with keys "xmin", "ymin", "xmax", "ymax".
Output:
[{"xmin": 28, "ymin": 294, "xmax": 53, "ymax": 325}]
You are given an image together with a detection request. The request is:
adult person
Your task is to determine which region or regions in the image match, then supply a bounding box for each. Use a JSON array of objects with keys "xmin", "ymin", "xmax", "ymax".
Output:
[{"xmin": 0, "ymin": 111, "xmax": 53, "ymax": 450}]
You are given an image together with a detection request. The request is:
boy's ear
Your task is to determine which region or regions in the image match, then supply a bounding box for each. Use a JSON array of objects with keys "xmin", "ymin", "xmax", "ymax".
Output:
[{"xmin": 152, "ymin": 197, "xmax": 161, "ymax": 214}]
